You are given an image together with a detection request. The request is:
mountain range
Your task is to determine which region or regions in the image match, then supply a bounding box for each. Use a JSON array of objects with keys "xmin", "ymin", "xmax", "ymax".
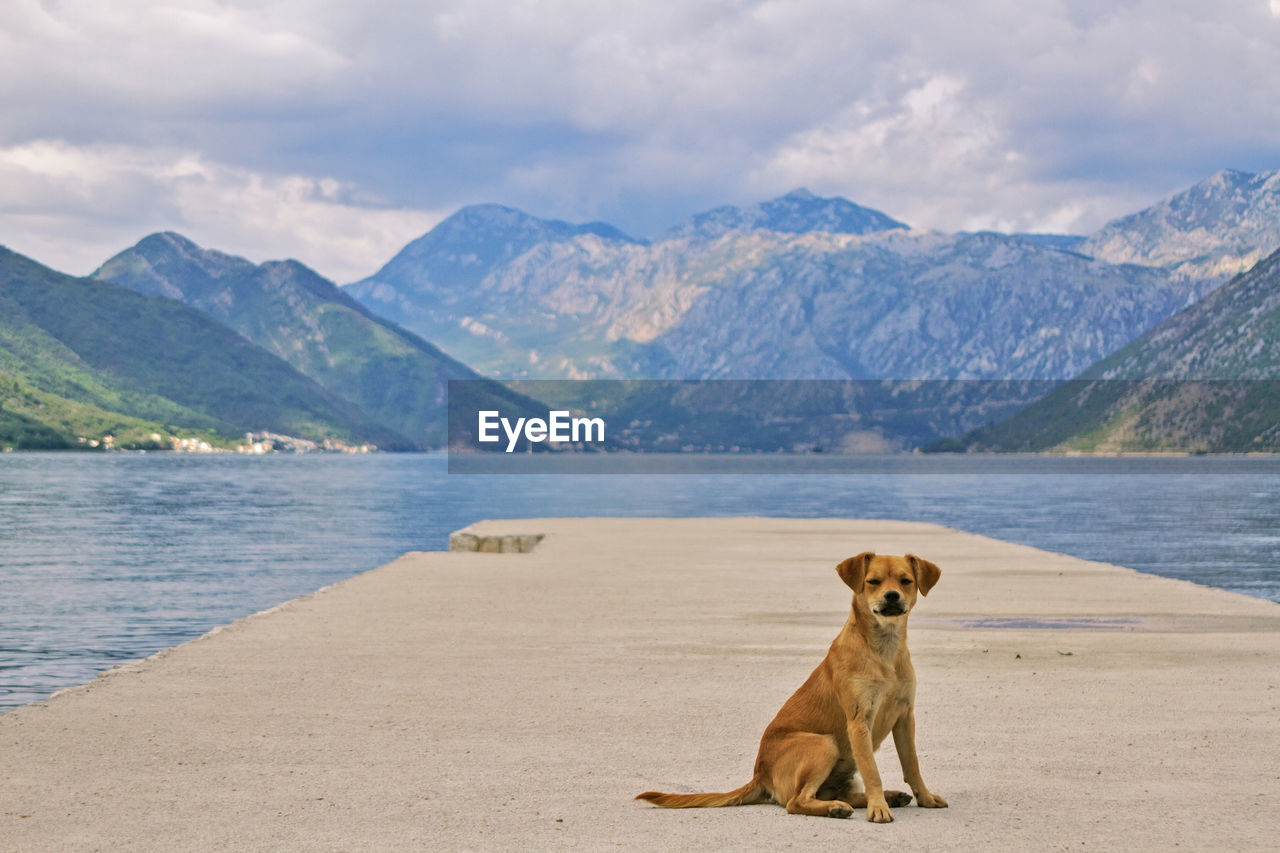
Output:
[
  {"xmin": 346, "ymin": 175, "xmax": 1280, "ymax": 383},
  {"xmin": 6, "ymin": 167, "xmax": 1280, "ymax": 453}
]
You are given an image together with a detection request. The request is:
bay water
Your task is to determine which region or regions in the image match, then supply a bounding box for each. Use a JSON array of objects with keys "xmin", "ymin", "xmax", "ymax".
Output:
[{"xmin": 2, "ymin": 452, "xmax": 1278, "ymax": 710}]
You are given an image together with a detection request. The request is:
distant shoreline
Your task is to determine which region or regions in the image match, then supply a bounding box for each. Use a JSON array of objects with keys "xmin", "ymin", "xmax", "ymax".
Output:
[
  {"xmin": 8, "ymin": 447, "xmax": 1280, "ymax": 460},
  {"xmin": 445, "ymin": 450, "xmax": 1280, "ymax": 475}
]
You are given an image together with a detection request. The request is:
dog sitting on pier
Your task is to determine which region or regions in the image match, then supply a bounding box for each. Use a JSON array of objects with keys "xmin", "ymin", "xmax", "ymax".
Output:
[{"xmin": 636, "ymin": 552, "xmax": 948, "ymax": 822}]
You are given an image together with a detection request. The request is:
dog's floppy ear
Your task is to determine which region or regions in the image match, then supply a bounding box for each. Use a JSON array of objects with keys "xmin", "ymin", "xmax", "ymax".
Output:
[
  {"xmin": 836, "ymin": 552, "xmax": 874, "ymax": 592},
  {"xmin": 906, "ymin": 554, "xmax": 941, "ymax": 596}
]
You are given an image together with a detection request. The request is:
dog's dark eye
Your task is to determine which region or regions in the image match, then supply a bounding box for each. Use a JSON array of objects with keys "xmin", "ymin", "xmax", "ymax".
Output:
[
  {"xmin": 900, "ymin": 578, "xmax": 912, "ymax": 585},
  {"xmin": 866, "ymin": 579, "xmax": 881, "ymax": 586}
]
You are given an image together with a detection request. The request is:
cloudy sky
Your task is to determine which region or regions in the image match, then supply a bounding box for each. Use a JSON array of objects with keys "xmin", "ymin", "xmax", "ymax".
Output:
[{"xmin": 3, "ymin": 0, "xmax": 1279, "ymax": 281}]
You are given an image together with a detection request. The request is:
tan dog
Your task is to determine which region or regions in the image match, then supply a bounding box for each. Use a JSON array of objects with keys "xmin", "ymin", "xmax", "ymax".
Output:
[{"xmin": 636, "ymin": 552, "xmax": 947, "ymax": 822}]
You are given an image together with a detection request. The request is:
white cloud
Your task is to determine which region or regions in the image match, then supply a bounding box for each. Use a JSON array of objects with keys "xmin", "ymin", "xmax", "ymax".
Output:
[
  {"xmin": 0, "ymin": 1, "xmax": 349, "ymax": 110},
  {"xmin": 749, "ymin": 74, "xmax": 1153, "ymax": 234},
  {"xmin": 1, "ymin": 0, "xmax": 1279, "ymax": 254},
  {"xmin": 438, "ymin": 0, "xmax": 1280, "ymax": 234},
  {"xmin": 0, "ymin": 141, "xmax": 441, "ymax": 281}
]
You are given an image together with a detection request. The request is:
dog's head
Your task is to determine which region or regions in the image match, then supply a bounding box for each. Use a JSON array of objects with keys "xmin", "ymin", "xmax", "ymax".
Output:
[{"xmin": 835, "ymin": 552, "xmax": 940, "ymax": 620}]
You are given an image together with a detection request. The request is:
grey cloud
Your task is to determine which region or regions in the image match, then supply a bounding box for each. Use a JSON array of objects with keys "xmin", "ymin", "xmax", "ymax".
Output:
[{"xmin": 1, "ymin": 0, "xmax": 1277, "ymax": 275}]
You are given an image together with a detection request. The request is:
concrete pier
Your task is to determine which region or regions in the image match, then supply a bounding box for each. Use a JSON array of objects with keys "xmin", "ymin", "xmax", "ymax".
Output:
[{"xmin": 3, "ymin": 518, "xmax": 1278, "ymax": 851}]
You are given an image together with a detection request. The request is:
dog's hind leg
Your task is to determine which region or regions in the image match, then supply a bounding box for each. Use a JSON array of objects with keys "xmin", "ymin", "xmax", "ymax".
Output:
[
  {"xmin": 770, "ymin": 733, "xmax": 854, "ymax": 818},
  {"xmin": 823, "ymin": 763, "xmax": 912, "ymax": 809}
]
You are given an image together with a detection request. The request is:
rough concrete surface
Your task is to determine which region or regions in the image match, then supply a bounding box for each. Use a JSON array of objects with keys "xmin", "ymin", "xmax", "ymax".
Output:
[{"xmin": 2, "ymin": 518, "xmax": 1278, "ymax": 851}]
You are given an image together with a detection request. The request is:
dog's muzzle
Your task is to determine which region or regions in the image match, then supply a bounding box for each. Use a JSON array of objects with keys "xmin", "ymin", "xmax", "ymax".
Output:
[{"xmin": 873, "ymin": 591, "xmax": 908, "ymax": 616}]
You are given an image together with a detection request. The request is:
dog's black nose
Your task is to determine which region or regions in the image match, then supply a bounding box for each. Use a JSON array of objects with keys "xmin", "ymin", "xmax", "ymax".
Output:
[{"xmin": 883, "ymin": 590, "xmax": 901, "ymax": 602}]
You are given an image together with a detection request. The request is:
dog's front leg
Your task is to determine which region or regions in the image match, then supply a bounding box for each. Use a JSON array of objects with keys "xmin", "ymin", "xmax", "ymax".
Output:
[
  {"xmin": 845, "ymin": 714, "xmax": 893, "ymax": 823},
  {"xmin": 892, "ymin": 708, "xmax": 947, "ymax": 809}
]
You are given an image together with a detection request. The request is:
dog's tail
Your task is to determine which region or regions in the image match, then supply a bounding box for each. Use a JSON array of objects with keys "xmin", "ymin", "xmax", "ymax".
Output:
[{"xmin": 635, "ymin": 779, "xmax": 767, "ymax": 809}]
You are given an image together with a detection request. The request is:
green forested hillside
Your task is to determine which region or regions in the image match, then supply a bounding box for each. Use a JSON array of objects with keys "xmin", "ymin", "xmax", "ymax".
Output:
[
  {"xmin": 0, "ymin": 246, "xmax": 407, "ymax": 450},
  {"xmin": 95, "ymin": 232, "xmax": 528, "ymax": 448},
  {"xmin": 949, "ymin": 248, "xmax": 1280, "ymax": 453}
]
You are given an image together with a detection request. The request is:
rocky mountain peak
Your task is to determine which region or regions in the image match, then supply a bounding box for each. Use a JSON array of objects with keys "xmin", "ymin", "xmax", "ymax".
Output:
[
  {"xmin": 139, "ymin": 231, "xmax": 202, "ymax": 256},
  {"xmin": 666, "ymin": 189, "xmax": 909, "ymax": 241},
  {"xmin": 410, "ymin": 203, "xmax": 641, "ymax": 250},
  {"xmin": 1081, "ymin": 167, "xmax": 1280, "ymax": 278}
]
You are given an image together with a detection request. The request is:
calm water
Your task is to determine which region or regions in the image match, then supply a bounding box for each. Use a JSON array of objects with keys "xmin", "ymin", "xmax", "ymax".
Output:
[{"xmin": 2, "ymin": 452, "xmax": 1279, "ymax": 710}]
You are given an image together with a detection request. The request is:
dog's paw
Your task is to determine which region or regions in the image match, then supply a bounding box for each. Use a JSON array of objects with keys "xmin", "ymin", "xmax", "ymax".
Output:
[
  {"xmin": 917, "ymin": 792, "xmax": 948, "ymax": 808},
  {"xmin": 866, "ymin": 802, "xmax": 894, "ymax": 823},
  {"xmin": 884, "ymin": 790, "xmax": 912, "ymax": 807},
  {"xmin": 826, "ymin": 801, "xmax": 854, "ymax": 819}
]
